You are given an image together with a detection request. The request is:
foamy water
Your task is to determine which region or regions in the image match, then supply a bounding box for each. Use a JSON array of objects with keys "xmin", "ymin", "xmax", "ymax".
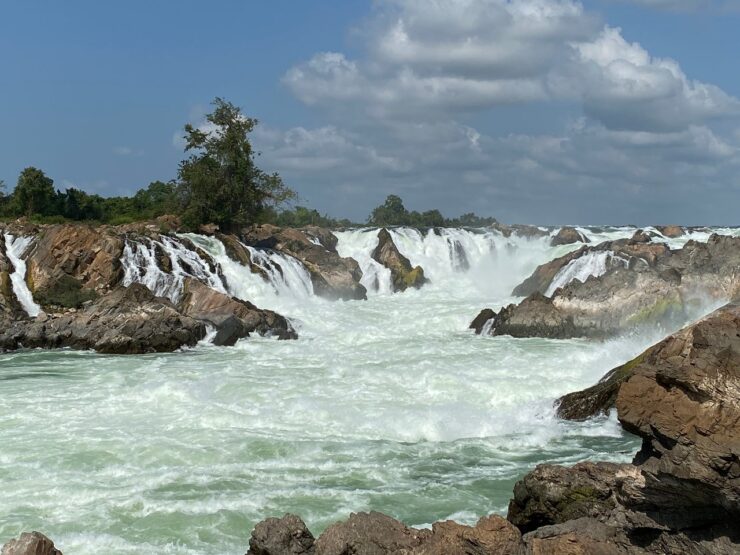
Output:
[{"xmin": 1, "ymin": 225, "xmax": 736, "ymax": 554}]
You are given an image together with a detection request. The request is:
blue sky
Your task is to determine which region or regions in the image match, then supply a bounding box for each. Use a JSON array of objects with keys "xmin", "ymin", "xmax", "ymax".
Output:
[{"xmin": 1, "ymin": 0, "xmax": 738, "ymax": 225}]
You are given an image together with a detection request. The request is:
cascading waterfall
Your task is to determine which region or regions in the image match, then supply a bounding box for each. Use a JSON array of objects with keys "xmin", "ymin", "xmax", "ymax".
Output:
[
  {"xmin": 3, "ymin": 233, "xmax": 41, "ymax": 317},
  {"xmin": 180, "ymin": 233, "xmax": 314, "ymax": 311},
  {"xmin": 545, "ymin": 251, "xmax": 631, "ymax": 297},
  {"xmin": 120, "ymin": 236, "xmax": 226, "ymax": 302}
]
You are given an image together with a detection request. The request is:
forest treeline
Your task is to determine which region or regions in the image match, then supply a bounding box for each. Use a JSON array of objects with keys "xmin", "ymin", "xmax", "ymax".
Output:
[{"xmin": 0, "ymin": 98, "xmax": 496, "ymax": 230}]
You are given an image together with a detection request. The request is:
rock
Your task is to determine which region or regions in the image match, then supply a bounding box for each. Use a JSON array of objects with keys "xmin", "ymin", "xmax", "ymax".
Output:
[
  {"xmin": 0, "ymin": 284, "xmax": 206, "ymax": 354},
  {"xmin": 551, "ymin": 227, "xmax": 590, "ymax": 247},
  {"xmin": 25, "ymin": 224, "xmax": 125, "ymax": 299},
  {"xmin": 313, "ymin": 512, "xmax": 429, "ymax": 555},
  {"xmin": 469, "ymin": 308, "xmax": 496, "ymax": 334},
  {"xmin": 246, "ymin": 514, "xmax": 315, "ymax": 555},
  {"xmin": 371, "ymin": 228, "xmax": 427, "ymax": 292},
  {"xmin": 629, "ymin": 230, "xmax": 653, "ymax": 243},
  {"xmin": 490, "ymin": 222, "xmax": 549, "ymax": 239},
  {"xmin": 417, "ymin": 515, "xmax": 523, "ymax": 555},
  {"xmin": 498, "ymin": 235, "xmax": 740, "ymax": 339},
  {"xmin": 616, "ymin": 301, "xmax": 740, "ymax": 528},
  {"xmin": 179, "ymin": 278, "xmax": 296, "ymax": 343},
  {"xmin": 512, "ymin": 247, "xmax": 587, "ymax": 297},
  {"xmin": 1, "ymin": 532, "xmax": 62, "ymax": 555},
  {"xmin": 656, "ymin": 225, "xmax": 684, "ymax": 238},
  {"xmin": 301, "ymin": 226, "xmax": 339, "ymax": 252},
  {"xmin": 242, "ymin": 225, "xmax": 366, "ymax": 301}
]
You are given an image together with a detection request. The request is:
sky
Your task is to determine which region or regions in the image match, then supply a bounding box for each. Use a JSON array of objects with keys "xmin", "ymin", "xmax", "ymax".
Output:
[{"xmin": 1, "ymin": 0, "xmax": 739, "ymax": 225}]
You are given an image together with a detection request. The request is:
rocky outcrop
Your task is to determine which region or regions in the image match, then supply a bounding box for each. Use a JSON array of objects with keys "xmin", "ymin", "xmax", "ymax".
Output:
[
  {"xmin": 656, "ymin": 225, "xmax": 684, "ymax": 238},
  {"xmin": 242, "ymin": 224, "xmax": 366, "ymax": 300},
  {"xmin": 179, "ymin": 278, "xmax": 296, "ymax": 344},
  {"xmin": 246, "ymin": 512, "xmax": 523, "ymax": 555},
  {"xmin": 490, "ymin": 221, "xmax": 550, "ymax": 239},
  {"xmin": 550, "ymin": 227, "xmax": 590, "ymax": 246},
  {"xmin": 491, "ymin": 234, "xmax": 740, "ymax": 339},
  {"xmin": 372, "ymin": 228, "xmax": 427, "ymax": 292},
  {"xmin": 629, "ymin": 229, "xmax": 654, "ymax": 243},
  {"xmin": 0, "ymin": 284, "xmax": 206, "ymax": 354},
  {"xmin": 512, "ymin": 246, "xmax": 587, "ymax": 297},
  {"xmin": 1, "ymin": 532, "xmax": 62, "ymax": 555}
]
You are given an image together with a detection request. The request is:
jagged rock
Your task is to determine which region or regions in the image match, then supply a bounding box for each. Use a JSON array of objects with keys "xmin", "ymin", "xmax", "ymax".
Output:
[
  {"xmin": 469, "ymin": 308, "xmax": 496, "ymax": 334},
  {"xmin": 498, "ymin": 235, "xmax": 740, "ymax": 339},
  {"xmin": 302, "ymin": 226, "xmax": 339, "ymax": 252},
  {"xmin": 629, "ymin": 230, "xmax": 653, "ymax": 243},
  {"xmin": 1, "ymin": 532, "xmax": 62, "ymax": 555},
  {"xmin": 417, "ymin": 515, "xmax": 523, "ymax": 555},
  {"xmin": 490, "ymin": 222, "xmax": 549, "ymax": 239},
  {"xmin": 617, "ymin": 301, "xmax": 740, "ymax": 528},
  {"xmin": 25, "ymin": 224, "xmax": 125, "ymax": 298},
  {"xmin": 371, "ymin": 228, "xmax": 427, "ymax": 292},
  {"xmin": 242, "ymin": 225, "xmax": 366, "ymax": 301},
  {"xmin": 551, "ymin": 227, "xmax": 590, "ymax": 247},
  {"xmin": 512, "ymin": 247, "xmax": 587, "ymax": 297},
  {"xmin": 246, "ymin": 514, "xmax": 315, "ymax": 555},
  {"xmin": 483, "ymin": 293, "xmax": 581, "ymax": 339},
  {"xmin": 656, "ymin": 225, "xmax": 684, "ymax": 238},
  {"xmin": 179, "ymin": 278, "xmax": 296, "ymax": 344},
  {"xmin": 0, "ymin": 284, "xmax": 206, "ymax": 354},
  {"xmin": 313, "ymin": 512, "xmax": 429, "ymax": 555}
]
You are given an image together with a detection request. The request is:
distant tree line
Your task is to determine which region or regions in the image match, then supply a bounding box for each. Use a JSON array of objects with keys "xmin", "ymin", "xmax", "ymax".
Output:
[{"xmin": 0, "ymin": 98, "xmax": 497, "ymax": 231}]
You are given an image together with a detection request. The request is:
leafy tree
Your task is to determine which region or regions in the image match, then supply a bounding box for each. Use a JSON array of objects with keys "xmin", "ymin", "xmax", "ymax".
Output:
[
  {"xmin": 177, "ymin": 98, "xmax": 295, "ymax": 232},
  {"xmin": 368, "ymin": 194, "xmax": 410, "ymax": 226},
  {"xmin": 13, "ymin": 167, "xmax": 57, "ymax": 217}
]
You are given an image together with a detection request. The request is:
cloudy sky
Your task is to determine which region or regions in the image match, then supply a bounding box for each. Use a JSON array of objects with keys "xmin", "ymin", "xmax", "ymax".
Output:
[{"xmin": 1, "ymin": 0, "xmax": 738, "ymax": 225}]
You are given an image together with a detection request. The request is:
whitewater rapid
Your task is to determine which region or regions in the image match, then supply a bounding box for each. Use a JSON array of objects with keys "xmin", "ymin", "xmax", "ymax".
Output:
[{"xmin": 1, "ymin": 225, "xmax": 737, "ymax": 555}]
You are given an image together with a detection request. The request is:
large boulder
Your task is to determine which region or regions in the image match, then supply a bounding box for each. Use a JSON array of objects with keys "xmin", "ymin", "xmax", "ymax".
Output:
[
  {"xmin": 247, "ymin": 514, "xmax": 315, "ymax": 555},
  {"xmin": 0, "ymin": 284, "xmax": 206, "ymax": 354},
  {"xmin": 550, "ymin": 227, "xmax": 590, "ymax": 247},
  {"xmin": 242, "ymin": 225, "xmax": 366, "ymax": 301},
  {"xmin": 179, "ymin": 278, "xmax": 296, "ymax": 344},
  {"xmin": 656, "ymin": 225, "xmax": 684, "ymax": 238},
  {"xmin": 1, "ymin": 532, "xmax": 62, "ymax": 555},
  {"xmin": 371, "ymin": 228, "xmax": 427, "ymax": 292},
  {"xmin": 495, "ymin": 235, "xmax": 740, "ymax": 339}
]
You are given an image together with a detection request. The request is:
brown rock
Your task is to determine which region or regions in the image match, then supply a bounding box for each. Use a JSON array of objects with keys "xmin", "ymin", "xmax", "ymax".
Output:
[
  {"xmin": 656, "ymin": 225, "xmax": 684, "ymax": 238},
  {"xmin": 1, "ymin": 532, "xmax": 62, "ymax": 555},
  {"xmin": 313, "ymin": 512, "xmax": 429, "ymax": 555},
  {"xmin": 417, "ymin": 515, "xmax": 523, "ymax": 555},
  {"xmin": 551, "ymin": 227, "xmax": 590, "ymax": 247},
  {"xmin": 372, "ymin": 229, "xmax": 427, "ymax": 292},
  {"xmin": 247, "ymin": 514, "xmax": 315, "ymax": 555}
]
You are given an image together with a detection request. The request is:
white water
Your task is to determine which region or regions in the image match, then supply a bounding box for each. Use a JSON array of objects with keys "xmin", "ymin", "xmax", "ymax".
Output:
[
  {"xmin": 3, "ymin": 234, "xmax": 41, "ymax": 317},
  {"xmin": 1, "ymin": 225, "xmax": 734, "ymax": 555},
  {"xmin": 545, "ymin": 251, "xmax": 626, "ymax": 297}
]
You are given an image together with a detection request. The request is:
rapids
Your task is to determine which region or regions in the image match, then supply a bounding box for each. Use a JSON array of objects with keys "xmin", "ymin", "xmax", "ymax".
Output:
[{"xmin": 2, "ymin": 225, "xmax": 738, "ymax": 554}]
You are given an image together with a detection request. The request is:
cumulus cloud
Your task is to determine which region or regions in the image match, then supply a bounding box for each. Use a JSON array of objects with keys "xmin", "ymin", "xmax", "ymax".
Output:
[{"xmin": 270, "ymin": 0, "xmax": 740, "ymax": 223}]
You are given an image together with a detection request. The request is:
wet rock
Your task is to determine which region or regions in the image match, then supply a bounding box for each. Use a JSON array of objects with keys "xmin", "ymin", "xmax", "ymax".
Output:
[
  {"xmin": 372, "ymin": 228, "xmax": 427, "ymax": 292},
  {"xmin": 490, "ymin": 222, "xmax": 549, "ymax": 239},
  {"xmin": 486, "ymin": 293, "xmax": 581, "ymax": 339},
  {"xmin": 656, "ymin": 225, "xmax": 684, "ymax": 238},
  {"xmin": 629, "ymin": 230, "xmax": 653, "ymax": 243},
  {"xmin": 179, "ymin": 278, "xmax": 296, "ymax": 343},
  {"xmin": 242, "ymin": 225, "xmax": 366, "ymax": 301},
  {"xmin": 0, "ymin": 284, "xmax": 206, "ymax": 354},
  {"xmin": 470, "ymin": 308, "xmax": 496, "ymax": 334},
  {"xmin": 551, "ymin": 227, "xmax": 590, "ymax": 247},
  {"xmin": 247, "ymin": 514, "xmax": 315, "ymax": 555},
  {"xmin": 313, "ymin": 512, "xmax": 429, "ymax": 555},
  {"xmin": 512, "ymin": 247, "xmax": 587, "ymax": 297},
  {"xmin": 1, "ymin": 531, "xmax": 62, "ymax": 555}
]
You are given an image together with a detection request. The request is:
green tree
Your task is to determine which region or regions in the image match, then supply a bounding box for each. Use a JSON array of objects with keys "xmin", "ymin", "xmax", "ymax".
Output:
[
  {"xmin": 13, "ymin": 167, "xmax": 58, "ymax": 217},
  {"xmin": 368, "ymin": 194, "xmax": 410, "ymax": 226},
  {"xmin": 177, "ymin": 98, "xmax": 294, "ymax": 232}
]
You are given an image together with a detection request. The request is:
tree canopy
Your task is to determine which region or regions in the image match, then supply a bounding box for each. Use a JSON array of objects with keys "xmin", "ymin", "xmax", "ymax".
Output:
[{"xmin": 177, "ymin": 98, "xmax": 294, "ymax": 232}]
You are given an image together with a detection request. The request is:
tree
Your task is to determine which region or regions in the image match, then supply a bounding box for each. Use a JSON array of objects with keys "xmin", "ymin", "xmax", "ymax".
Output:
[
  {"xmin": 177, "ymin": 98, "xmax": 295, "ymax": 232},
  {"xmin": 368, "ymin": 194, "xmax": 410, "ymax": 226},
  {"xmin": 13, "ymin": 167, "xmax": 57, "ymax": 217}
]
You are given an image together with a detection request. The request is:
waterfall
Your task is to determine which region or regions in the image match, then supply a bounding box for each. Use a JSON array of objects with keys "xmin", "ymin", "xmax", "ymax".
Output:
[
  {"xmin": 335, "ymin": 227, "xmax": 558, "ymax": 300},
  {"xmin": 181, "ymin": 234, "xmax": 314, "ymax": 310},
  {"xmin": 545, "ymin": 251, "xmax": 625, "ymax": 296},
  {"xmin": 4, "ymin": 234, "xmax": 42, "ymax": 317},
  {"xmin": 120, "ymin": 236, "xmax": 225, "ymax": 302}
]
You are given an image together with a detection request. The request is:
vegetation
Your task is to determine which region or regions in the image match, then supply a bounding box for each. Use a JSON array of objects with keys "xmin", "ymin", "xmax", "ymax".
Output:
[
  {"xmin": 367, "ymin": 195, "xmax": 497, "ymax": 228},
  {"xmin": 0, "ymin": 99, "xmax": 498, "ymax": 230}
]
